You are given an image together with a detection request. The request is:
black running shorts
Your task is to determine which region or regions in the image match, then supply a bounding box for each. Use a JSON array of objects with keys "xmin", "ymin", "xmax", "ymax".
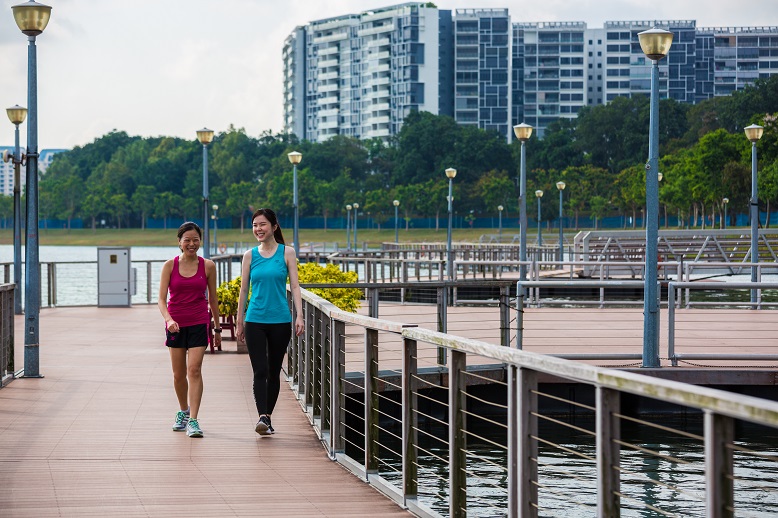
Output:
[{"xmin": 166, "ymin": 323, "xmax": 208, "ymax": 349}]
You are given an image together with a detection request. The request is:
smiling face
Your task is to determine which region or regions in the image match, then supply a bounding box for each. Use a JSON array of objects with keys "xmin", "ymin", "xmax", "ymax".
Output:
[
  {"xmin": 253, "ymin": 214, "xmax": 277, "ymax": 244},
  {"xmin": 179, "ymin": 229, "xmax": 201, "ymax": 256}
]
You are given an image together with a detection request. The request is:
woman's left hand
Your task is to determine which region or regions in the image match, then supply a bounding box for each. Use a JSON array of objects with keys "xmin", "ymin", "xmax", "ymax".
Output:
[
  {"xmin": 294, "ymin": 315, "xmax": 304, "ymax": 336},
  {"xmin": 214, "ymin": 332, "xmax": 222, "ymax": 347}
]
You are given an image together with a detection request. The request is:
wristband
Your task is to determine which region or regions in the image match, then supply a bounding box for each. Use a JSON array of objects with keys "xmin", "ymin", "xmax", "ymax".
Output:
[{"xmin": 213, "ymin": 328, "xmax": 222, "ymax": 333}]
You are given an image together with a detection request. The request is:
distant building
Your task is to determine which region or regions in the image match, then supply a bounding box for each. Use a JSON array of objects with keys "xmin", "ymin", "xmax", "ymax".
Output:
[
  {"xmin": 283, "ymin": 4, "xmax": 778, "ymax": 142},
  {"xmin": 0, "ymin": 148, "xmax": 67, "ymax": 196}
]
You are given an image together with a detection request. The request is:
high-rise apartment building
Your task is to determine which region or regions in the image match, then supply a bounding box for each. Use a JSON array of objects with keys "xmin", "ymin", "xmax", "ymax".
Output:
[
  {"xmin": 518, "ymin": 22, "xmax": 587, "ymax": 137},
  {"xmin": 600, "ymin": 20, "xmax": 696, "ymax": 106},
  {"xmin": 453, "ymin": 9, "xmax": 511, "ymax": 140},
  {"xmin": 283, "ymin": 4, "xmax": 778, "ymax": 143},
  {"xmin": 695, "ymin": 26, "xmax": 778, "ymax": 102}
]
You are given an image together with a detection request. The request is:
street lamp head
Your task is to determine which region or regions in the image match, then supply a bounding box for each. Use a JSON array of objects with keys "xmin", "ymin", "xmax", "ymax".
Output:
[
  {"xmin": 211, "ymin": 215, "xmax": 216, "ymax": 220},
  {"xmin": 744, "ymin": 124, "xmax": 764, "ymax": 142},
  {"xmin": 445, "ymin": 167, "xmax": 457, "ymax": 179},
  {"xmin": 513, "ymin": 122, "xmax": 533, "ymax": 142},
  {"xmin": 6, "ymin": 105, "xmax": 27, "ymax": 125},
  {"xmin": 212, "ymin": 204, "xmax": 218, "ymax": 211},
  {"xmin": 11, "ymin": 1, "xmax": 52, "ymax": 37},
  {"xmin": 535, "ymin": 190, "xmax": 543, "ymax": 198},
  {"xmin": 288, "ymin": 151, "xmax": 302, "ymax": 164},
  {"xmin": 353, "ymin": 203, "xmax": 359, "ymax": 210},
  {"xmin": 556, "ymin": 181, "xmax": 566, "ymax": 191},
  {"xmin": 658, "ymin": 172, "xmax": 663, "ymax": 182},
  {"xmin": 196, "ymin": 128, "xmax": 214, "ymax": 145},
  {"xmin": 498, "ymin": 205, "xmax": 503, "ymax": 212},
  {"xmin": 393, "ymin": 199, "xmax": 399, "ymax": 206},
  {"xmin": 723, "ymin": 197, "xmax": 729, "ymax": 205},
  {"xmin": 637, "ymin": 27, "xmax": 674, "ymax": 61},
  {"xmin": 346, "ymin": 204, "xmax": 352, "ymax": 211}
]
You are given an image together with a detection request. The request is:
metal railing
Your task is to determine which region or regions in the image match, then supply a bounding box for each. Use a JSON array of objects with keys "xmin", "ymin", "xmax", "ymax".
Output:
[
  {"xmin": 0, "ymin": 284, "xmax": 15, "ymax": 387},
  {"xmin": 289, "ymin": 287, "xmax": 778, "ymax": 517},
  {"xmin": 668, "ymin": 281, "xmax": 778, "ymax": 366}
]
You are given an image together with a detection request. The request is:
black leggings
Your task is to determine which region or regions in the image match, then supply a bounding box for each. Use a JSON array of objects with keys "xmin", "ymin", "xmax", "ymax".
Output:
[{"xmin": 244, "ymin": 322, "xmax": 292, "ymax": 416}]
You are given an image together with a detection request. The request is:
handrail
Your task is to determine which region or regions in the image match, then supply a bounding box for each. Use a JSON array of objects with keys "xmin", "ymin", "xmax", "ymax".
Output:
[
  {"xmin": 667, "ymin": 281, "xmax": 778, "ymax": 366},
  {"xmin": 289, "ymin": 286, "xmax": 778, "ymax": 517}
]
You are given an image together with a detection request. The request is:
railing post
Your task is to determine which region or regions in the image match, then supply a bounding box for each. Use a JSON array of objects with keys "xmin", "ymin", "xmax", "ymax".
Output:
[
  {"xmin": 516, "ymin": 281, "xmax": 525, "ymax": 349},
  {"xmin": 518, "ymin": 368, "xmax": 538, "ymax": 517},
  {"xmin": 331, "ymin": 319, "xmax": 346, "ymax": 458},
  {"xmin": 367, "ymin": 287, "xmax": 379, "ymax": 318},
  {"xmin": 596, "ymin": 387, "xmax": 621, "ymax": 517},
  {"xmin": 320, "ymin": 309, "xmax": 331, "ymax": 440},
  {"xmin": 437, "ymin": 285, "xmax": 447, "ymax": 365},
  {"xmin": 311, "ymin": 307, "xmax": 322, "ymax": 419},
  {"xmin": 507, "ymin": 364, "xmax": 518, "ymax": 517},
  {"xmin": 365, "ymin": 328, "xmax": 379, "ymax": 478},
  {"xmin": 146, "ymin": 261, "xmax": 152, "ymax": 304},
  {"xmin": 402, "ymin": 336, "xmax": 418, "ymax": 506},
  {"xmin": 500, "ymin": 284, "xmax": 510, "ymax": 347},
  {"xmin": 668, "ymin": 283, "xmax": 677, "ymax": 366},
  {"xmin": 449, "ymin": 349, "xmax": 467, "ymax": 518},
  {"xmin": 49, "ymin": 263, "xmax": 56, "ymax": 307},
  {"xmin": 705, "ymin": 411, "xmax": 734, "ymax": 517}
]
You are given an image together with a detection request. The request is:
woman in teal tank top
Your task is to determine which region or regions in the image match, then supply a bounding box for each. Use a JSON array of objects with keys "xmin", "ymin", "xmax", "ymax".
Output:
[{"xmin": 236, "ymin": 208, "xmax": 303, "ymax": 436}]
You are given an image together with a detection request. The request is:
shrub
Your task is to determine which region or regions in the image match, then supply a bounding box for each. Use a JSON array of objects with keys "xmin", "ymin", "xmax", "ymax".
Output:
[
  {"xmin": 216, "ymin": 276, "xmax": 242, "ymax": 318},
  {"xmin": 297, "ymin": 262, "xmax": 362, "ymax": 313},
  {"xmin": 216, "ymin": 262, "xmax": 361, "ymax": 316}
]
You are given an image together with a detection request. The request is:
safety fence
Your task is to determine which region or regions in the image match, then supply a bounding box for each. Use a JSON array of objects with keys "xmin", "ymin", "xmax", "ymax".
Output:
[
  {"xmin": 0, "ymin": 284, "xmax": 14, "ymax": 387},
  {"xmin": 288, "ymin": 287, "xmax": 778, "ymax": 517}
]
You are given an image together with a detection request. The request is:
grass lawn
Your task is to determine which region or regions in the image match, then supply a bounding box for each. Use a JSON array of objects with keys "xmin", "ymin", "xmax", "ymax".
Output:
[{"xmin": 0, "ymin": 226, "xmax": 530, "ymax": 247}]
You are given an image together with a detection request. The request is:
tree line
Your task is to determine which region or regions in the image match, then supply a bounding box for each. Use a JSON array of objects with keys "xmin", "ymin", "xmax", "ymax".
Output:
[{"xmin": 3, "ymin": 75, "xmax": 777, "ymax": 231}]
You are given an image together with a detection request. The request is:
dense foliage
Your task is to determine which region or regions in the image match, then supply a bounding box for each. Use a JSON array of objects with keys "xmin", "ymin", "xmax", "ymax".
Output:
[{"xmin": 4, "ymin": 75, "xmax": 777, "ymax": 229}]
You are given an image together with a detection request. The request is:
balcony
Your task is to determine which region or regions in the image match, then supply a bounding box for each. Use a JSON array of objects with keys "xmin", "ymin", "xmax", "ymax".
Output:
[{"xmin": 358, "ymin": 24, "xmax": 394, "ymax": 37}]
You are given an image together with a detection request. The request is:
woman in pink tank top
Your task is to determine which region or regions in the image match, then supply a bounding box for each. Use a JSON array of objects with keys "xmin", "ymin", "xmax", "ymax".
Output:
[{"xmin": 157, "ymin": 222, "xmax": 221, "ymax": 438}]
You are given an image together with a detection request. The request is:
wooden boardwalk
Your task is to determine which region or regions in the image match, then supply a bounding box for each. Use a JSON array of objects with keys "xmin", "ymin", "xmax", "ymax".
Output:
[{"xmin": 0, "ymin": 306, "xmax": 409, "ymax": 517}]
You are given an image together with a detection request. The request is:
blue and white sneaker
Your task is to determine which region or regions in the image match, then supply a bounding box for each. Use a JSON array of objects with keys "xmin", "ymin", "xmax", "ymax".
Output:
[
  {"xmin": 172, "ymin": 410, "xmax": 189, "ymax": 432},
  {"xmin": 186, "ymin": 418, "xmax": 203, "ymax": 438}
]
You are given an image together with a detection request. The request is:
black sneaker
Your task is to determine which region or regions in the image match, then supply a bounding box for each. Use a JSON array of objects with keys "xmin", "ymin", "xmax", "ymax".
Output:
[
  {"xmin": 267, "ymin": 417, "xmax": 275, "ymax": 435},
  {"xmin": 255, "ymin": 415, "xmax": 271, "ymax": 436}
]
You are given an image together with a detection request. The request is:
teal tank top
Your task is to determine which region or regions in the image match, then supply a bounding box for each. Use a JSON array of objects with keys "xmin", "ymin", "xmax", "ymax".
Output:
[{"xmin": 245, "ymin": 244, "xmax": 291, "ymax": 324}]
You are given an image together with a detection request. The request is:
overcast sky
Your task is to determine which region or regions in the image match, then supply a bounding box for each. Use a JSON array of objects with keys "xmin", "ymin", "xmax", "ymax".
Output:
[{"xmin": 1, "ymin": 0, "xmax": 776, "ymax": 149}]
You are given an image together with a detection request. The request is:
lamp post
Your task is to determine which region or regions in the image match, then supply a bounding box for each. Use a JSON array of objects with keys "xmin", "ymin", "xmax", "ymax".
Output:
[
  {"xmin": 5, "ymin": 104, "xmax": 27, "ymax": 315},
  {"xmin": 393, "ymin": 199, "xmax": 400, "ymax": 243},
  {"xmin": 211, "ymin": 204, "xmax": 219, "ymax": 255},
  {"xmin": 445, "ymin": 168, "xmax": 457, "ymax": 279},
  {"xmin": 13, "ymin": 0, "xmax": 51, "ymax": 378},
  {"xmin": 346, "ymin": 205, "xmax": 352, "ymax": 251},
  {"xmin": 353, "ymin": 202, "xmax": 359, "ymax": 251},
  {"xmin": 196, "ymin": 127, "xmax": 214, "ymax": 259},
  {"xmin": 638, "ymin": 26, "xmax": 673, "ymax": 368},
  {"xmin": 513, "ymin": 123, "xmax": 533, "ymax": 281},
  {"xmin": 535, "ymin": 190, "xmax": 543, "ymax": 246},
  {"xmin": 288, "ymin": 151, "xmax": 302, "ymax": 255},
  {"xmin": 556, "ymin": 181, "xmax": 565, "ymax": 262},
  {"xmin": 497, "ymin": 205, "xmax": 503, "ymax": 241},
  {"xmin": 745, "ymin": 123, "xmax": 764, "ymax": 306},
  {"xmin": 722, "ymin": 197, "xmax": 729, "ymax": 230}
]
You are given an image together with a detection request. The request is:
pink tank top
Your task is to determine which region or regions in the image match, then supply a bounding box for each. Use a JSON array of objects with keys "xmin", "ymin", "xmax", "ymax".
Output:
[{"xmin": 167, "ymin": 256, "xmax": 209, "ymax": 327}]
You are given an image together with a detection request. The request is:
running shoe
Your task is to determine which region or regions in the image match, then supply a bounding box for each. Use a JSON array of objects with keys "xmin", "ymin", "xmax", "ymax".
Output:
[
  {"xmin": 186, "ymin": 418, "xmax": 203, "ymax": 438},
  {"xmin": 173, "ymin": 410, "xmax": 189, "ymax": 432},
  {"xmin": 255, "ymin": 415, "xmax": 271, "ymax": 436}
]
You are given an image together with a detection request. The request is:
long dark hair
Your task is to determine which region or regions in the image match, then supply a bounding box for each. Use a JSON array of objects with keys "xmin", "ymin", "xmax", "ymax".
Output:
[{"xmin": 252, "ymin": 208, "xmax": 285, "ymax": 244}]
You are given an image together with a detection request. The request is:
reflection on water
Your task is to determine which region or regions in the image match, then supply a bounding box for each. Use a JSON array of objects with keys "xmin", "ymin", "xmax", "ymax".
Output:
[{"xmin": 379, "ymin": 416, "xmax": 778, "ymax": 517}]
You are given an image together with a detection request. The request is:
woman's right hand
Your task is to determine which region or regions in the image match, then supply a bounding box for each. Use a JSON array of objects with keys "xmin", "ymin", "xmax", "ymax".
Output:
[
  {"xmin": 166, "ymin": 319, "xmax": 179, "ymax": 333},
  {"xmin": 236, "ymin": 321, "xmax": 245, "ymax": 342}
]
